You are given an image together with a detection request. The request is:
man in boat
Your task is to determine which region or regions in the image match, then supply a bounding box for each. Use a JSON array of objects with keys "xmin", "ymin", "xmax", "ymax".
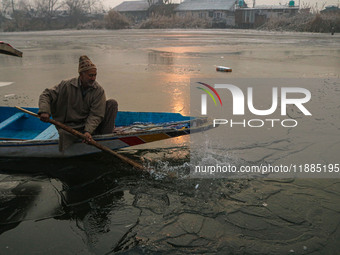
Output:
[{"xmin": 38, "ymin": 55, "xmax": 118, "ymax": 151}]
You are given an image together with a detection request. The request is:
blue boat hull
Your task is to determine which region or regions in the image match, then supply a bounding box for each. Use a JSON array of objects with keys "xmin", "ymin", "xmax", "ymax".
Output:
[{"xmin": 0, "ymin": 106, "xmax": 211, "ymax": 158}]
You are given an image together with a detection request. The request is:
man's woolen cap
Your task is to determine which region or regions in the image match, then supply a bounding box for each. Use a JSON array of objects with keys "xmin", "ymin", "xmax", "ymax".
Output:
[{"xmin": 78, "ymin": 55, "xmax": 96, "ymax": 73}]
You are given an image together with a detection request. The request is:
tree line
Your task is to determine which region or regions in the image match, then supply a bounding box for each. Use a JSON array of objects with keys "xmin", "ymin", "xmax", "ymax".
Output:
[{"xmin": 0, "ymin": 0, "xmax": 107, "ymax": 31}]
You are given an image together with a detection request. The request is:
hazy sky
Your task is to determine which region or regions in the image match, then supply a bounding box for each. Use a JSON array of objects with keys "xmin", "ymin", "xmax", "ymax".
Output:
[{"xmin": 102, "ymin": 0, "xmax": 340, "ymax": 9}]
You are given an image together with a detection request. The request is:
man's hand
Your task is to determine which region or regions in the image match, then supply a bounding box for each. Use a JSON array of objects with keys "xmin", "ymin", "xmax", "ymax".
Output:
[
  {"xmin": 83, "ymin": 132, "xmax": 93, "ymax": 144},
  {"xmin": 39, "ymin": 113, "xmax": 50, "ymax": 122}
]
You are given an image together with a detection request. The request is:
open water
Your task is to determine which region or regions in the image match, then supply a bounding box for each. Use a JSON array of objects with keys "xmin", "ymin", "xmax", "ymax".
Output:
[{"xmin": 0, "ymin": 29, "xmax": 340, "ymax": 254}]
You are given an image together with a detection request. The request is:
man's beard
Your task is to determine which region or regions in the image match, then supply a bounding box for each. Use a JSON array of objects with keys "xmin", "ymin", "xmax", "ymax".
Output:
[{"xmin": 84, "ymin": 80, "xmax": 95, "ymax": 87}]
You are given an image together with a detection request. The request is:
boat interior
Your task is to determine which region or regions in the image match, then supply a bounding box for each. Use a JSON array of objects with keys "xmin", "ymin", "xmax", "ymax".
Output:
[{"xmin": 0, "ymin": 106, "xmax": 192, "ymax": 141}]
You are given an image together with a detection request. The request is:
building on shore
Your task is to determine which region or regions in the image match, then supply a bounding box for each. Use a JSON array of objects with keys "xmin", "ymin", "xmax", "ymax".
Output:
[
  {"xmin": 113, "ymin": 0, "xmax": 151, "ymax": 22},
  {"xmin": 113, "ymin": 0, "xmax": 178, "ymax": 23},
  {"xmin": 174, "ymin": 0, "xmax": 236, "ymax": 27},
  {"xmin": 113, "ymin": 0, "xmax": 303, "ymax": 28},
  {"xmin": 235, "ymin": 4, "xmax": 299, "ymax": 28}
]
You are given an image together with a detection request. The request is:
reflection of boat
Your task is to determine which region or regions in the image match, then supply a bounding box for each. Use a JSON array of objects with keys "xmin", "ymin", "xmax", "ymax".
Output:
[
  {"xmin": 0, "ymin": 41, "xmax": 23, "ymax": 57},
  {"xmin": 0, "ymin": 106, "xmax": 212, "ymax": 158},
  {"xmin": 0, "ymin": 178, "xmax": 43, "ymax": 235},
  {"xmin": 0, "ymin": 163, "xmax": 135, "ymax": 251}
]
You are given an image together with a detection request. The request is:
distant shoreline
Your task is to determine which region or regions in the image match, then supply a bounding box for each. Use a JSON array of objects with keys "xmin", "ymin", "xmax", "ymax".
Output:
[{"xmin": 1, "ymin": 11, "xmax": 339, "ymax": 34}]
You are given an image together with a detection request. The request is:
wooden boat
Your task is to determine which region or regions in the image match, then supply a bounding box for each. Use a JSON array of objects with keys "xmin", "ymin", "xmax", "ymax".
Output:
[
  {"xmin": 0, "ymin": 41, "xmax": 23, "ymax": 57},
  {"xmin": 0, "ymin": 106, "xmax": 212, "ymax": 158}
]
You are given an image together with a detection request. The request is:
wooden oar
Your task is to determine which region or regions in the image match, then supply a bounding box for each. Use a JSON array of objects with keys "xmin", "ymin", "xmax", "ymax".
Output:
[{"xmin": 15, "ymin": 106, "xmax": 147, "ymax": 172}]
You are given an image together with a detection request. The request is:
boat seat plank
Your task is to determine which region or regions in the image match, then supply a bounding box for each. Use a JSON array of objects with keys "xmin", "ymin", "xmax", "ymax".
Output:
[
  {"xmin": 33, "ymin": 125, "xmax": 59, "ymax": 140},
  {"xmin": 0, "ymin": 112, "xmax": 25, "ymax": 131}
]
